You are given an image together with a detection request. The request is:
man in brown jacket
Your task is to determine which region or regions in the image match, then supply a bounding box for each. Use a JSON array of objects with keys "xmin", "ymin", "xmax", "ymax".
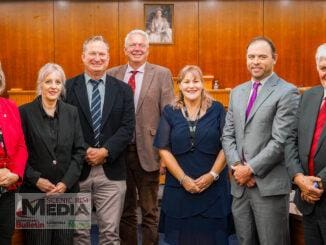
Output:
[{"xmin": 107, "ymin": 29, "xmax": 174, "ymax": 245}]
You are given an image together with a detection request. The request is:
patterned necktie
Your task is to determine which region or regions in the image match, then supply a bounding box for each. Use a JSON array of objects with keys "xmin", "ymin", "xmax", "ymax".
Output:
[
  {"xmin": 245, "ymin": 81, "xmax": 261, "ymax": 120},
  {"xmin": 128, "ymin": 70, "xmax": 138, "ymax": 92},
  {"xmin": 90, "ymin": 79, "xmax": 102, "ymax": 147},
  {"xmin": 308, "ymin": 98, "xmax": 326, "ymax": 175}
]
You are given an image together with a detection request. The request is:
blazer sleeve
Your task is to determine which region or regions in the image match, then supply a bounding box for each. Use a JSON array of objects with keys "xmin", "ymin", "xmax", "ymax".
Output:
[
  {"xmin": 60, "ymin": 107, "xmax": 85, "ymax": 189},
  {"xmin": 285, "ymin": 96, "xmax": 305, "ymax": 180},
  {"xmin": 222, "ymin": 90, "xmax": 242, "ymax": 166},
  {"xmin": 7, "ymin": 102, "xmax": 28, "ymax": 181},
  {"xmin": 159, "ymin": 69, "xmax": 174, "ymax": 112},
  {"xmin": 103, "ymin": 84, "xmax": 135, "ymax": 163},
  {"xmin": 249, "ymin": 86, "xmax": 300, "ymax": 177},
  {"xmin": 19, "ymin": 106, "xmax": 42, "ymax": 185}
]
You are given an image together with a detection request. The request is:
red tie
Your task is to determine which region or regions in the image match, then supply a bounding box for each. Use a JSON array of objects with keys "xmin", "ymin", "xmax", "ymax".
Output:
[
  {"xmin": 308, "ymin": 98, "xmax": 326, "ymax": 176},
  {"xmin": 128, "ymin": 70, "xmax": 138, "ymax": 92}
]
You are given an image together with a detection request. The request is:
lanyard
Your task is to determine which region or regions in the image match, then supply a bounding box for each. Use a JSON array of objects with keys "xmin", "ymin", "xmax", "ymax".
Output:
[{"xmin": 183, "ymin": 106, "xmax": 201, "ymax": 151}]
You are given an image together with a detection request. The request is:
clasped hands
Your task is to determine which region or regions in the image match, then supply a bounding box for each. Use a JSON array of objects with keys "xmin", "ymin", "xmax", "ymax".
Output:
[
  {"xmin": 294, "ymin": 174, "xmax": 324, "ymax": 204},
  {"xmin": 231, "ymin": 162, "xmax": 256, "ymax": 188},
  {"xmin": 0, "ymin": 168, "xmax": 19, "ymax": 187},
  {"xmin": 182, "ymin": 173, "xmax": 215, "ymax": 194},
  {"xmin": 36, "ymin": 178, "xmax": 67, "ymax": 196},
  {"xmin": 85, "ymin": 147, "xmax": 108, "ymax": 166}
]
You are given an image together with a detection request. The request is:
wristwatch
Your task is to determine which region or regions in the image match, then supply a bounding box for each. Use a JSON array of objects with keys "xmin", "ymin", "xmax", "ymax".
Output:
[{"xmin": 209, "ymin": 171, "xmax": 219, "ymax": 181}]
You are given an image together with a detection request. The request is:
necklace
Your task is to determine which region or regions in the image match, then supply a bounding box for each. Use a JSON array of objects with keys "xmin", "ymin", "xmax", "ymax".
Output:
[{"xmin": 183, "ymin": 104, "xmax": 202, "ymax": 151}]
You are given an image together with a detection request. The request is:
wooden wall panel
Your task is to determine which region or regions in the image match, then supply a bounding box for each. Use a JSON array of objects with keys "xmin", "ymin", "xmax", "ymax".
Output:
[
  {"xmin": 54, "ymin": 1, "xmax": 119, "ymax": 79},
  {"xmin": 264, "ymin": 1, "xmax": 326, "ymax": 87},
  {"xmin": 0, "ymin": 1, "xmax": 54, "ymax": 90},
  {"xmin": 199, "ymin": 1, "xmax": 263, "ymax": 88},
  {"xmin": 303, "ymin": 1, "xmax": 326, "ymax": 87},
  {"xmin": 1, "ymin": 1, "xmax": 326, "ymax": 92},
  {"xmin": 264, "ymin": 1, "xmax": 306, "ymax": 86}
]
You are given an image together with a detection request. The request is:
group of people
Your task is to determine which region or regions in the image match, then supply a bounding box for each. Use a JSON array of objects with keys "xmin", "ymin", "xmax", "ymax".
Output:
[{"xmin": 0, "ymin": 29, "xmax": 325, "ymax": 245}]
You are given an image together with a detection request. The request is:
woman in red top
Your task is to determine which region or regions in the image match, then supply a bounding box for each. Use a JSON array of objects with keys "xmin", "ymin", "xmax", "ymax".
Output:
[{"xmin": 0, "ymin": 62, "xmax": 28, "ymax": 245}]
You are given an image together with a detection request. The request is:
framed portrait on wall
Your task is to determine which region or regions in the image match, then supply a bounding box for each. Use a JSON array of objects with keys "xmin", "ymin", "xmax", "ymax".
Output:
[{"xmin": 144, "ymin": 4, "xmax": 174, "ymax": 44}]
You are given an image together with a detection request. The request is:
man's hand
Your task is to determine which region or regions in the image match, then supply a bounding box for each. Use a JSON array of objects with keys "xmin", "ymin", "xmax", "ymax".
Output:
[
  {"xmin": 246, "ymin": 177, "xmax": 256, "ymax": 188},
  {"xmin": 232, "ymin": 164, "xmax": 253, "ymax": 186},
  {"xmin": 85, "ymin": 147, "xmax": 108, "ymax": 166},
  {"xmin": 294, "ymin": 174, "xmax": 323, "ymax": 203}
]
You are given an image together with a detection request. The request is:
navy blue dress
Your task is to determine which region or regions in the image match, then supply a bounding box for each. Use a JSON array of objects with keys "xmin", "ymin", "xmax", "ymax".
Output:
[{"xmin": 154, "ymin": 101, "xmax": 231, "ymax": 245}]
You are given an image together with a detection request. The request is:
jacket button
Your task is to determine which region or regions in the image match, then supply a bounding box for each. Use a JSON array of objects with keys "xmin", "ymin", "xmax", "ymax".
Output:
[{"xmin": 53, "ymin": 160, "xmax": 57, "ymax": 165}]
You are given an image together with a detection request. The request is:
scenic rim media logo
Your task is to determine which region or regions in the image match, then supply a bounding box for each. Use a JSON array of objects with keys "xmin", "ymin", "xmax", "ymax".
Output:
[{"xmin": 15, "ymin": 193, "xmax": 91, "ymax": 229}]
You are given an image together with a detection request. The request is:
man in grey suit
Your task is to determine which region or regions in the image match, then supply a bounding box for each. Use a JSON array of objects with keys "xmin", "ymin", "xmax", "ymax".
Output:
[
  {"xmin": 107, "ymin": 29, "xmax": 174, "ymax": 245},
  {"xmin": 286, "ymin": 43, "xmax": 326, "ymax": 245},
  {"xmin": 222, "ymin": 36, "xmax": 300, "ymax": 245}
]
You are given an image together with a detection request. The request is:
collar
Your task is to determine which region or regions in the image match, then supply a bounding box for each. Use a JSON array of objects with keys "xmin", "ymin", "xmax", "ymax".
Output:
[
  {"xmin": 84, "ymin": 73, "xmax": 106, "ymax": 85},
  {"xmin": 37, "ymin": 96, "xmax": 59, "ymax": 118},
  {"xmin": 126, "ymin": 62, "xmax": 146, "ymax": 74},
  {"xmin": 251, "ymin": 72, "xmax": 274, "ymax": 87}
]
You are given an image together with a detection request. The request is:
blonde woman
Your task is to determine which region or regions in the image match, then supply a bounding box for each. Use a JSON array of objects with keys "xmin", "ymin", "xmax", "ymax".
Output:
[
  {"xmin": 19, "ymin": 63, "xmax": 85, "ymax": 245},
  {"xmin": 154, "ymin": 65, "xmax": 231, "ymax": 245}
]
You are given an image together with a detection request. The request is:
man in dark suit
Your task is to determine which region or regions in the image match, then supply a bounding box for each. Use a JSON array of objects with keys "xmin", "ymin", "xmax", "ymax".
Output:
[
  {"xmin": 222, "ymin": 37, "xmax": 300, "ymax": 245},
  {"xmin": 107, "ymin": 29, "xmax": 174, "ymax": 245},
  {"xmin": 286, "ymin": 43, "xmax": 326, "ymax": 245},
  {"xmin": 65, "ymin": 36, "xmax": 135, "ymax": 245}
]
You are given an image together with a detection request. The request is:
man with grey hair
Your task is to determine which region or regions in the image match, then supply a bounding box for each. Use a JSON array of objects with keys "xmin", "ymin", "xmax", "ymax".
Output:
[
  {"xmin": 286, "ymin": 43, "xmax": 326, "ymax": 245},
  {"xmin": 65, "ymin": 35, "xmax": 135, "ymax": 244},
  {"xmin": 107, "ymin": 29, "xmax": 174, "ymax": 245}
]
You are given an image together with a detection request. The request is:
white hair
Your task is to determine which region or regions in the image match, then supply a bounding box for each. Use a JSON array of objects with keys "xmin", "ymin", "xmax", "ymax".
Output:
[
  {"xmin": 316, "ymin": 43, "xmax": 326, "ymax": 65},
  {"xmin": 124, "ymin": 29, "xmax": 149, "ymax": 48}
]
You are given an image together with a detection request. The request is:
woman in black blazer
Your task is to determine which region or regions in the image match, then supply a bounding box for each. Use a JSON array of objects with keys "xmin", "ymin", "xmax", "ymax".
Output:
[{"xmin": 19, "ymin": 63, "xmax": 85, "ymax": 245}]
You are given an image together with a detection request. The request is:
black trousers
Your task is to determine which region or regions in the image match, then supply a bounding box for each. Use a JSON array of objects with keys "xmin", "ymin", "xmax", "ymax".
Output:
[
  {"xmin": 0, "ymin": 192, "xmax": 15, "ymax": 245},
  {"xmin": 24, "ymin": 229, "xmax": 74, "ymax": 245},
  {"xmin": 302, "ymin": 198, "xmax": 326, "ymax": 245}
]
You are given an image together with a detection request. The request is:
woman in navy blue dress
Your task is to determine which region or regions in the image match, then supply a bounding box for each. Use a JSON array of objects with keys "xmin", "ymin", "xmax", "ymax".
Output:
[{"xmin": 154, "ymin": 65, "xmax": 231, "ymax": 245}]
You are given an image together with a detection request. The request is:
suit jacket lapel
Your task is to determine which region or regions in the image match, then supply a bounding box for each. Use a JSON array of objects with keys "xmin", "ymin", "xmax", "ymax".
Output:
[
  {"xmin": 73, "ymin": 75, "xmax": 93, "ymax": 127},
  {"xmin": 29, "ymin": 99, "xmax": 56, "ymax": 159},
  {"xmin": 312, "ymin": 88, "xmax": 325, "ymax": 156},
  {"xmin": 245, "ymin": 74, "xmax": 278, "ymax": 125},
  {"xmin": 136, "ymin": 63, "xmax": 154, "ymax": 114},
  {"xmin": 240, "ymin": 82, "xmax": 252, "ymax": 129},
  {"xmin": 302, "ymin": 89, "xmax": 322, "ymax": 158},
  {"xmin": 114, "ymin": 65, "xmax": 128, "ymax": 81},
  {"xmin": 101, "ymin": 75, "xmax": 118, "ymax": 128}
]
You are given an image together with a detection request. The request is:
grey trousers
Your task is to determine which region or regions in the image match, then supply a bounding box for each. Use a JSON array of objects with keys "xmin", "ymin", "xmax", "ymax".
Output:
[
  {"xmin": 74, "ymin": 165, "xmax": 126, "ymax": 245},
  {"xmin": 232, "ymin": 187, "xmax": 290, "ymax": 245}
]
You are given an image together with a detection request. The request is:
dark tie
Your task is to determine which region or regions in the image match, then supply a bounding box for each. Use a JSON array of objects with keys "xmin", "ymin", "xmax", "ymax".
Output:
[
  {"xmin": 245, "ymin": 81, "xmax": 261, "ymax": 120},
  {"xmin": 90, "ymin": 79, "xmax": 102, "ymax": 147},
  {"xmin": 128, "ymin": 70, "xmax": 138, "ymax": 92},
  {"xmin": 308, "ymin": 98, "xmax": 326, "ymax": 175}
]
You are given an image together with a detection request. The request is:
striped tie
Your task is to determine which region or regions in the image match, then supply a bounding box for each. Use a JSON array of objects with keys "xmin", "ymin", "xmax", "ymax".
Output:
[{"xmin": 90, "ymin": 79, "xmax": 102, "ymax": 147}]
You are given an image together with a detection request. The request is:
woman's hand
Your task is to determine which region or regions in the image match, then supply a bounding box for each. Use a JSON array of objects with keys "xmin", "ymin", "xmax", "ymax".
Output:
[
  {"xmin": 182, "ymin": 176, "xmax": 201, "ymax": 194},
  {"xmin": 194, "ymin": 173, "xmax": 215, "ymax": 193},
  {"xmin": 0, "ymin": 168, "xmax": 19, "ymax": 187},
  {"xmin": 36, "ymin": 177, "xmax": 56, "ymax": 193},
  {"xmin": 46, "ymin": 182, "xmax": 67, "ymax": 196}
]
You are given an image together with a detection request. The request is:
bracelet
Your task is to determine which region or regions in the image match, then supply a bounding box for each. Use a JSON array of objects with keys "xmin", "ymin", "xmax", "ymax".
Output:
[
  {"xmin": 209, "ymin": 171, "xmax": 219, "ymax": 181},
  {"xmin": 179, "ymin": 174, "xmax": 187, "ymax": 185}
]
